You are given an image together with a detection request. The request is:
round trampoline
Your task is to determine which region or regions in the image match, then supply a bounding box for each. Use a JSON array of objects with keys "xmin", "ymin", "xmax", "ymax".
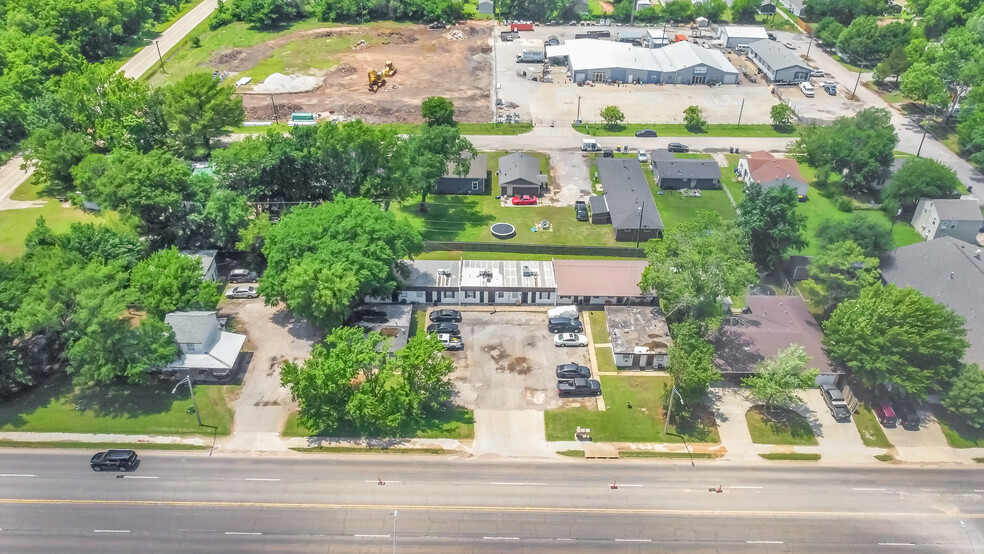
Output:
[{"xmin": 490, "ymin": 222, "xmax": 516, "ymax": 240}]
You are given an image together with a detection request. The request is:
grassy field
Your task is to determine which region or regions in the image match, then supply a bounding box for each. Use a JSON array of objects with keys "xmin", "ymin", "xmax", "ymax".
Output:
[
  {"xmin": 934, "ymin": 408, "xmax": 984, "ymax": 448},
  {"xmin": 292, "ymin": 446, "xmax": 449, "ymax": 454},
  {"xmin": 594, "ymin": 346, "xmax": 617, "ymax": 373},
  {"xmin": 574, "ymin": 123, "xmax": 797, "ymax": 138},
  {"xmin": 0, "ymin": 178, "xmax": 113, "ymax": 260},
  {"xmin": 396, "ymin": 151, "xmax": 618, "ymax": 246},
  {"xmin": 586, "ymin": 310, "xmax": 610, "ymax": 344},
  {"xmin": 794, "ymin": 162, "xmax": 922, "ymax": 256},
  {"xmin": 620, "ymin": 450, "xmax": 721, "ymax": 459},
  {"xmin": 544, "ymin": 376, "xmax": 720, "ymax": 443},
  {"xmin": 759, "ymin": 452, "xmax": 821, "ymax": 461},
  {"xmin": 232, "ymin": 122, "xmax": 534, "ymax": 135},
  {"xmin": 745, "ymin": 406, "xmax": 818, "ymax": 446},
  {"xmin": 0, "ymin": 440, "xmax": 210, "ymax": 450},
  {"xmin": 282, "ymin": 406, "xmax": 475, "ymax": 440},
  {"xmin": 408, "ymin": 306, "xmax": 427, "ymax": 339},
  {"xmin": 638, "ymin": 153, "xmax": 738, "ymax": 228},
  {"xmin": 0, "ymin": 376, "xmax": 237, "ymax": 435},
  {"xmin": 415, "ymin": 251, "xmax": 641, "ymax": 261},
  {"xmin": 853, "ymin": 405, "xmax": 893, "ymax": 448}
]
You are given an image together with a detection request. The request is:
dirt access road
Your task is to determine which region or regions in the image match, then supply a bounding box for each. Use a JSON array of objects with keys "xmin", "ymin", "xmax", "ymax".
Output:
[{"xmin": 216, "ymin": 21, "xmax": 493, "ymax": 123}]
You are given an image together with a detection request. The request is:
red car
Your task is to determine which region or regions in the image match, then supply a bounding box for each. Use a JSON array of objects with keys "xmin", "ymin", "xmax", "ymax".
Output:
[{"xmin": 511, "ymin": 195, "xmax": 537, "ymax": 205}]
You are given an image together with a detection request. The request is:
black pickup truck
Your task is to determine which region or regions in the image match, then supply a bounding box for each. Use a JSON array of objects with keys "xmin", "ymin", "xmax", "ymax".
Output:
[
  {"xmin": 574, "ymin": 200, "xmax": 588, "ymax": 221},
  {"xmin": 557, "ymin": 378, "xmax": 602, "ymax": 398}
]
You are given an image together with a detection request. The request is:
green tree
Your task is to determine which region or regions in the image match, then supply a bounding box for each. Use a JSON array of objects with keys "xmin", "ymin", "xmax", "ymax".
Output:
[
  {"xmin": 927, "ymin": 27, "xmax": 984, "ymax": 123},
  {"xmin": 400, "ymin": 124, "xmax": 476, "ymax": 204},
  {"xmin": 393, "ymin": 332, "xmax": 456, "ymax": 423},
  {"xmin": 790, "ymin": 108, "xmax": 897, "ymax": 191},
  {"xmin": 837, "ymin": 16, "xmax": 882, "ymax": 62},
  {"xmin": 815, "ymin": 214, "xmax": 894, "ymax": 257},
  {"xmin": 873, "ymin": 47, "xmax": 911, "ymax": 84},
  {"xmin": 815, "ymin": 17, "xmax": 846, "ymax": 46},
  {"xmin": 162, "ymin": 72, "xmax": 244, "ymax": 158},
  {"xmin": 736, "ymin": 183, "xmax": 808, "ymax": 270},
  {"xmin": 641, "ymin": 211, "xmax": 757, "ymax": 327},
  {"xmin": 421, "ymin": 96, "xmax": 455, "ymax": 126},
  {"xmin": 922, "ymin": 0, "xmax": 966, "ymax": 39},
  {"xmin": 696, "ymin": 0, "xmax": 727, "ymax": 21},
  {"xmin": 823, "ymin": 283, "xmax": 968, "ymax": 399},
  {"xmin": 260, "ymin": 196, "xmax": 423, "ymax": 328},
  {"xmin": 600, "ymin": 105, "xmax": 625, "ymax": 128},
  {"xmin": 742, "ymin": 345, "xmax": 820, "ymax": 412},
  {"xmin": 229, "ymin": 0, "xmax": 305, "ymax": 28},
  {"xmin": 683, "ymin": 105, "xmax": 706, "ymax": 132},
  {"xmin": 880, "ymin": 157, "xmax": 962, "ymax": 215},
  {"xmin": 801, "ymin": 240, "xmax": 881, "ymax": 317},
  {"xmin": 129, "ymin": 247, "xmax": 222, "ymax": 318},
  {"xmin": 729, "ymin": 0, "xmax": 760, "ymax": 23},
  {"xmin": 201, "ymin": 189, "xmax": 255, "ymax": 249},
  {"xmin": 662, "ymin": 0, "xmax": 695, "ymax": 20},
  {"xmin": 900, "ymin": 62, "xmax": 948, "ymax": 108},
  {"xmin": 665, "ymin": 320, "xmax": 720, "ymax": 418},
  {"xmin": 943, "ymin": 364, "xmax": 984, "ymax": 429},
  {"xmin": 770, "ymin": 103, "xmax": 796, "ymax": 129}
]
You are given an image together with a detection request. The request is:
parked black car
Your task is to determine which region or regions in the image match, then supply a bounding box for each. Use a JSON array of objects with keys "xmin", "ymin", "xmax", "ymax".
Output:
[
  {"xmin": 556, "ymin": 362, "xmax": 590, "ymax": 379},
  {"xmin": 228, "ymin": 269, "xmax": 258, "ymax": 283},
  {"xmin": 429, "ymin": 309, "xmax": 462, "ymax": 322},
  {"xmin": 427, "ymin": 322, "xmax": 460, "ymax": 335},
  {"xmin": 767, "ymin": 32, "xmax": 777, "ymax": 41},
  {"xmin": 667, "ymin": 142, "xmax": 690, "ymax": 153},
  {"xmin": 896, "ymin": 401, "xmax": 921, "ymax": 430},
  {"xmin": 602, "ymin": 149, "xmax": 614, "ymax": 158},
  {"xmin": 90, "ymin": 449, "xmax": 138, "ymax": 472},
  {"xmin": 557, "ymin": 378, "xmax": 602, "ymax": 397},
  {"xmin": 548, "ymin": 317, "xmax": 583, "ymax": 333},
  {"xmin": 574, "ymin": 200, "xmax": 588, "ymax": 221},
  {"xmin": 635, "ymin": 129, "xmax": 658, "ymax": 137},
  {"xmin": 819, "ymin": 384, "xmax": 852, "ymax": 421}
]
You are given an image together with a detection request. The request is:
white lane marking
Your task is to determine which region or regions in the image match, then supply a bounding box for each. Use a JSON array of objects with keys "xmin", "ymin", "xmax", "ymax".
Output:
[
  {"xmin": 613, "ymin": 484, "xmax": 643, "ymax": 487},
  {"xmin": 354, "ymin": 534, "xmax": 390, "ymax": 538},
  {"xmin": 93, "ymin": 530, "xmax": 130, "ymax": 533},
  {"xmin": 747, "ymin": 540, "xmax": 783, "ymax": 544},
  {"xmin": 245, "ymin": 478, "xmax": 280, "ymax": 482},
  {"xmin": 483, "ymin": 536, "xmax": 520, "ymax": 540},
  {"xmin": 853, "ymin": 488, "xmax": 887, "ymax": 491},
  {"xmin": 974, "ymin": 490, "xmax": 984, "ymax": 492},
  {"xmin": 364, "ymin": 480, "xmax": 402, "ymax": 483},
  {"xmin": 615, "ymin": 538, "xmax": 652, "ymax": 542},
  {"xmin": 225, "ymin": 532, "xmax": 262, "ymax": 535},
  {"xmin": 123, "ymin": 476, "xmax": 158, "ymax": 479},
  {"xmin": 0, "ymin": 474, "xmax": 36, "ymax": 477},
  {"xmin": 879, "ymin": 543, "xmax": 916, "ymax": 546},
  {"xmin": 555, "ymin": 538, "xmax": 575, "ymax": 541},
  {"xmin": 731, "ymin": 486, "xmax": 764, "ymax": 489},
  {"xmin": 488, "ymin": 482, "xmax": 548, "ymax": 486}
]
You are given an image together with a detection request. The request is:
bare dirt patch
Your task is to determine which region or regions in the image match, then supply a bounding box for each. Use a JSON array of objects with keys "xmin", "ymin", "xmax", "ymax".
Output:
[
  {"xmin": 599, "ymin": 2, "xmax": 614, "ymax": 13},
  {"xmin": 232, "ymin": 21, "xmax": 492, "ymax": 123}
]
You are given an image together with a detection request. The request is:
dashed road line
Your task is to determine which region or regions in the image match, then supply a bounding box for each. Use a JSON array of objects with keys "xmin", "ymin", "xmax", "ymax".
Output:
[
  {"xmin": 245, "ymin": 478, "xmax": 280, "ymax": 482},
  {"xmin": 747, "ymin": 540, "xmax": 783, "ymax": 544},
  {"xmin": 225, "ymin": 532, "xmax": 261, "ymax": 535},
  {"xmin": 614, "ymin": 538, "xmax": 652, "ymax": 542},
  {"xmin": 483, "ymin": 536, "xmax": 520, "ymax": 540},
  {"xmin": 354, "ymin": 534, "xmax": 390, "ymax": 538},
  {"xmin": 93, "ymin": 530, "xmax": 130, "ymax": 533},
  {"xmin": 0, "ymin": 474, "xmax": 36, "ymax": 478},
  {"xmin": 878, "ymin": 543, "xmax": 915, "ymax": 546}
]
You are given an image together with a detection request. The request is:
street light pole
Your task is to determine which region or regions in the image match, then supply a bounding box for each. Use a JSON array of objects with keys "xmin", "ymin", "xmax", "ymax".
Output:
[
  {"xmin": 154, "ymin": 40, "xmax": 166, "ymax": 73},
  {"xmin": 576, "ymin": 95, "xmax": 581, "ymax": 124},
  {"xmin": 172, "ymin": 375, "xmax": 202, "ymax": 426},
  {"xmin": 663, "ymin": 386, "xmax": 685, "ymax": 436}
]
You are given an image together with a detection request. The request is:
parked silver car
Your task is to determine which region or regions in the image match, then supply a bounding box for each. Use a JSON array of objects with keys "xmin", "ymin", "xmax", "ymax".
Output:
[{"xmin": 225, "ymin": 285, "xmax": 258, "ymax": 299}]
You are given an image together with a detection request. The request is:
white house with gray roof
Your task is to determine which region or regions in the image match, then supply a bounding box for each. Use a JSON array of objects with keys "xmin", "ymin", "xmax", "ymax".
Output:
[
  {"xmin": 164, "ymin": 311, "xmax": 245, "ymax": 378},
  {"xmin": 498, "ymin": 153, "xmax": 545, "ymax": 196},
  {"xmin": 747, "ymin": 39, "xmax": 812, "ymax": 83},
  {"xmin": 179, "ymin": 249, "xmax": 218, "ymax": 281},
  {"xmin": 911, "ymin": 198, "xmax": 984, "ymax": 246},
  {"xmin": 546, "ymin": 39, "xmax": 738, "ymax": 85}
]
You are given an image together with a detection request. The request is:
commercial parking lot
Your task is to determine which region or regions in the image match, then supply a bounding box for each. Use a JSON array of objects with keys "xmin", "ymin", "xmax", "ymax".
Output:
[{"xmin": 438, "ymin": 309, "xmax": 597, "ymax": 411}]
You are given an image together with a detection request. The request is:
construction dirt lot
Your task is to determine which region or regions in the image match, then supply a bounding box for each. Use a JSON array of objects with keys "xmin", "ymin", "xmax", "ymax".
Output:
[{"xmin": 218, "ymin": 21, "xmax": 494, "ymax": 123}]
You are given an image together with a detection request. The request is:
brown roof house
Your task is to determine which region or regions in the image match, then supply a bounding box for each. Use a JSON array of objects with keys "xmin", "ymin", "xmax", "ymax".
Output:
[
  {"xmin": 553, "ymin": 259, "xmax": 653, "ymax": 306},
  {"xmin": 736, "ymin": 151, "xmax": 809, "ymax": 200},
  {"xmin": 604, "ymin": 306, "xmax": 671, "ymax": 370},
  {"xmin": 711, "ymin": 295, "xmax": 842, "ymax": 386}
]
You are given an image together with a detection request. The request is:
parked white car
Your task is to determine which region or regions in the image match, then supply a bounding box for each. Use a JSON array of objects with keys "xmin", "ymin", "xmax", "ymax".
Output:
[
  {"xmin": 225, "ymin": 285, "xmax": 258, "ymax": 299},
  {"xmin": 637, "ymin": 149, "xmax": 648, "ymax": 163},
  {"xmin": 554, "ymin": 333, "xmax": 588, "ymax": 347}
]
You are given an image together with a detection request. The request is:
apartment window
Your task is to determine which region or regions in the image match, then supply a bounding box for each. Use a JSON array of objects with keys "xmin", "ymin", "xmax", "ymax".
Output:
[
  {"xmin": 497, "ymin": 291, "xmax": 505, "ymax": 298},
  {"xmin": 444, "ymin": 291, "xmax": 456, "ymax": 299},
  {"xmin": 465, "ymin": 291, "xmax": 476, "ymax": 299},
  {"xmin": 471, "ymin": 181, "xmax": 480, "ymax": 191},
  {"xmin": 538, "ymin": 292, "xmax": 551, "ymax": 300},
  {"xmin": 185, "ymin": 344, "xmax": 196, "ymax": 352}
]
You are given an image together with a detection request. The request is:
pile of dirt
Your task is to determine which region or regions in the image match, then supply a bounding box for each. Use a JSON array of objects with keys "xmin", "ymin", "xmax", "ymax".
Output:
[
  {"xmin": 253, "ymin": 73, "xmax": 319, "ymax": 93},
  {"xmin": 210, "ymin": 46, "xmax": 274, "ymax": 72},
  {"xmin": 352, "ymin": 39, "xmax": 368, "ymax": 50},
  {"xmin": 244, "ymin": 101, "xmax": 304, "ymax": 121},
  {"xmin": 444, "ymin": 30, "xmax": 464, "ymax": 40},
  {"xmin": 377, "ymin": 32, "xmax": 417, "ymax": 44},
  {"xmin": 331, "ymin": 63, "xmax": 358, "ymax": 76}
]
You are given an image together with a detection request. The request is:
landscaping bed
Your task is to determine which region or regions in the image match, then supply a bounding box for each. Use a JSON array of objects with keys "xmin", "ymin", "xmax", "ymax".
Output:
[{"xmin": 745, "ymin": 405, "xmax": 818, "ymax": 446}]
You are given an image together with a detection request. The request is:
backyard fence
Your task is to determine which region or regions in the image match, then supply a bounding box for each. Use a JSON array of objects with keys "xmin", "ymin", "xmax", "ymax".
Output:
[{"xmin": 422, "ymin": 241, "xmax": 646, "ymax": 258}]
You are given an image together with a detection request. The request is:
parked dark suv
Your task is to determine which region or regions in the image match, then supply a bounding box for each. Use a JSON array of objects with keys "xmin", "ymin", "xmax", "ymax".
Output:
[
  {"xmin": 90, "ymin": 449, "xmax": 138, "ymax": 472},
  {"xmin": 548, "ymin": 317, "xmax": 583, "ymax": 334},
  {"xmin": 895, "ymin": 401, "xmax": 921, "ymax": 430}
]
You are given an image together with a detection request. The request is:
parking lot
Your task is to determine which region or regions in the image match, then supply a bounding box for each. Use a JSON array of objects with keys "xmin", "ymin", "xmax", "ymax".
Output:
[{"xmin": 436, "ymin": 309, "xmax": 597, "ymax": 411}]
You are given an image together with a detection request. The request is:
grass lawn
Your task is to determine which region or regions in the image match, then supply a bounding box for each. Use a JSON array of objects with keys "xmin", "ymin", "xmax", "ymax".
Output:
[
  {"xmin": 587, "ymin": 310, "xmax": 609, "ymax": 344},
  {"xmin": 639, "ymin": 155, "xmax": 738, "ymax": 228},
  {"xmin": 544, "ymin": 376, "xmax": 720, "ymax": 443},
  {"xmin": 282, "ymin": 406, "xmax": 475, "ymax": 440},
  {"xmin": 396, "ymin": 152, "xmax": 618, "ymax": 246},
  {"xmin": 831, "ymin": 54, "xmax": 863, "ymax": 73},
  {"xmin": 864, "ymin": 81, "xmax": 906, "ymax": 104},
  {"xmin": 0, "ymin": 376, "xmax": 237, "ymax": 435},
  {"xmin": 574, "ymin": 123, "xmax": 797, "ymax": 138},
  {"xmin": 674, "ymin": 153, "xmax": 713, "ymax": 160},
  {"xmin": 621, "ymin": 450, "xmax": 721, "ymax": 459},
  {"xmin": 292, "ymin": 446, "xmax": 449, "ymax": 454},
  {"xmin": 594, "ymin": 346, "xmax": 617, "ymax": 373},
  {"xmin": 0, "ymin": 178, "xmax": 116, "ymax": 260},
  {"xmin": 408, "ymin": 306, "xmax": 428, "ymax": 339},
  {"xmin": 745, "ymin": 405, "xmax": 818, "ymax": 446},
  {"xmin": 794, "ymin": 162, "xmax": 922, "ymax": 256},
  {"xmin": 934, "ymin": 407, "xmax": 984, "ymax": 448},
  {"xmin": 0, "ymin": 440, "xmax": 210, "ymax": 450},
  {"xmin": 757, "ymin": 13, "xmax": 797, "ymax": 32},
  {"xmin": 415, "ymin": 251, "xmax": 641, "ymax": 261},
  {"xmin": 759, "ymin": 452, "xmax": 821, "ymax": 461},
  {"xmin": 853, "ymin": 405, "xmax": 893, "ymax": 448}
]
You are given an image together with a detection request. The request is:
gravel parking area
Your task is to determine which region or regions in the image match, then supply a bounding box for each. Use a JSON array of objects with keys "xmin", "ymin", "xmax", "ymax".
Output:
[{"xmin": 439, "ymin": 309, "xmax": 596, "ymax": 411}]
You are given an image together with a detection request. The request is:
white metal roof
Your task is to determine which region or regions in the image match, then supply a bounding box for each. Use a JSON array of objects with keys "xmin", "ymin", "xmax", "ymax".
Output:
[
  {"xmin": 561, "ymin": 39, "xmax": 738, "ymax": 75},
  {"xmin": 719, "ymin": 25, "xmax": 770, "ymax": 41}
]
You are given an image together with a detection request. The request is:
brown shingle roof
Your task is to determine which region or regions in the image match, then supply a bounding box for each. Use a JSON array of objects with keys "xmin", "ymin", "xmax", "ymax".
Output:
[{"xmin": 746, "ymin": 156, "xmax": 806, "ymax": 185}]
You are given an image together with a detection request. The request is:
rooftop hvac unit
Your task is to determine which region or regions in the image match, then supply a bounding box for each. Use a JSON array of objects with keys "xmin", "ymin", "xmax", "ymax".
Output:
[{"xmin": 438, "ymin": 269, "xmax": 452, "ymax": 277}]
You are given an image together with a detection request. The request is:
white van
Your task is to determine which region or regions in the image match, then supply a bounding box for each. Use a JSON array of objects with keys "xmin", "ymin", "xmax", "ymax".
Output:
[
  {"xmin": 799, "ymin": 82, "xmax": 815, "ymax": 97},
  {"xmin": 581, "ymin": 139, "xmax": 602, "ymax": 151},
  {"xmin": 735, "ymin": 44, "xmax": 750, "ymax": 54}
]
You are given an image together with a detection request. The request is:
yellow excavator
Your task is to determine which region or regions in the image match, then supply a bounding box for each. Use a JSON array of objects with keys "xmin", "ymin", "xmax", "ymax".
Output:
[
  {"xmin": 383, "ymin": 60, "xmax": 397, "ymax": 77},
  {"xmin": 368, "ymin": 69, "xmax": 385, "ymax": 92}
]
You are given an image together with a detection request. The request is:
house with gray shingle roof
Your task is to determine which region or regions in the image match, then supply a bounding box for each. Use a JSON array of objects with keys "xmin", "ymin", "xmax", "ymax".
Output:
[
  {"xmin": 911, "ymin": 198, "xmax": 984, "ymax": 246},
  {"xmin": 164, "ymin": 311, "xmax": 245, "ymax": 378},
  {"xmin": 652, "ymin": 158, "xmax": 722, "ymax": 190},
  {"xmin": 597, "ymin": 158, "xmax": 663, "ymax": 242},
  {"xmin": 499, "ymin": 153, "xmax": 545, "ymax": 197}
]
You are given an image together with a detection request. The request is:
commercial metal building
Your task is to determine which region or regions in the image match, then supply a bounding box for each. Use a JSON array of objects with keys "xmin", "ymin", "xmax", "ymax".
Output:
[
  {"xmin": 716, "ymin": 25, "xmax": 769, "ymax": 48},
  {"xmin": 747, "ymin": 39, "xmax": 811, "ymax": 83},
  {"xmin": 546, "ymin": 39, "xmax": 739, "ymax": 85}
]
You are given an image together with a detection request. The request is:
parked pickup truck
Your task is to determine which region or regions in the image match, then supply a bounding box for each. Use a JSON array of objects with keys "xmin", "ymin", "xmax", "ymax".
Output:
[
  {"xmin": 574, "ymin": 200, "xmax": 588, "ymax": 221},
  {"xmin": 557, "ymin": 378, "xmax": 602, "ymax": 397}
]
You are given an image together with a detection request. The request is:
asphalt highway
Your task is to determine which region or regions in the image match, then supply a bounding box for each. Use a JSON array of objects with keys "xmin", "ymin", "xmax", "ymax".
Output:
[{"xmin": 0, "ymin": 451, "xmax": 982, "ymax": 552}]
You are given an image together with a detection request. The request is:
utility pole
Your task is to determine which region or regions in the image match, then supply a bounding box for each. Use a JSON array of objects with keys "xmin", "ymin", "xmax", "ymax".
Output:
[
  {"xmin": 172, "ymin": 375, "xmax": 201, "ymax": 426},
  {"xmin": 737, "ymin": 98, "xmax": 745, "ymax": 125},
  {"xmin": 916, "ymin": 125, "xmax": 929, "ymax": 157},
  {"xmin": 805, "ymin": 35, "xmax": 815, "ymax": 61},
  {"xmin": 576, "ymin": 95, "xmax": 581, "ymax": 124},
  {"xmin": 635, "ymin": 202, "xmax": 645, "ymax": 248},
  {"xmin": 663, "ymin": 386, "xmax": 684, "ymax": 436},
  {"xmin": 154, "ymin": 40, "xmax": 166, "ymax": 73},
  {"xmin": 851, "ymin": 62, "xmax": 865, "ymax": 101},
  {"xmin": 270, "ymin": 95, "xmax": 280, "ymax": 124}
]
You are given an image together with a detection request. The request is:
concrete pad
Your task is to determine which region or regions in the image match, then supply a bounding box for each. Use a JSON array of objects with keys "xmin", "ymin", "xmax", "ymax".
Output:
[
  {"xmin": 794, "ymin": 389, "xmax": 877, "ymax": 465},
  {"xmin": 472, "ymin": 409, "xmax": 551, "ymax": 457},
  {"xmin": 882, "ymin": 407, "xmax": 950, "ymax": 448},
  {"xmin": 583, "ymin": 442, "xmax": 619, "ymax": 458},
  {"xmin": 709, "ymin": 386, "xmax": 760, "ymax": 463}
]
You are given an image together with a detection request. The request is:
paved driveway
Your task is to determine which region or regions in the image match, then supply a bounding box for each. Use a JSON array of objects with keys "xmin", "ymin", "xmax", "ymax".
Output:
[
  {"xmin": 542, "ymin": 151, "xmax": 591, "ymax": 206},
  {"xmin": 793, "ymin": 389, "xmax": 874, "ymax": 464}
]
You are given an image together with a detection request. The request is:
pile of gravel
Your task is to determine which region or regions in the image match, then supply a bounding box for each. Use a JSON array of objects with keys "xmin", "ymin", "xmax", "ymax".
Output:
[{"xmin": 253, "ymin": 73, "xmax": 319, "ymax": 93}]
